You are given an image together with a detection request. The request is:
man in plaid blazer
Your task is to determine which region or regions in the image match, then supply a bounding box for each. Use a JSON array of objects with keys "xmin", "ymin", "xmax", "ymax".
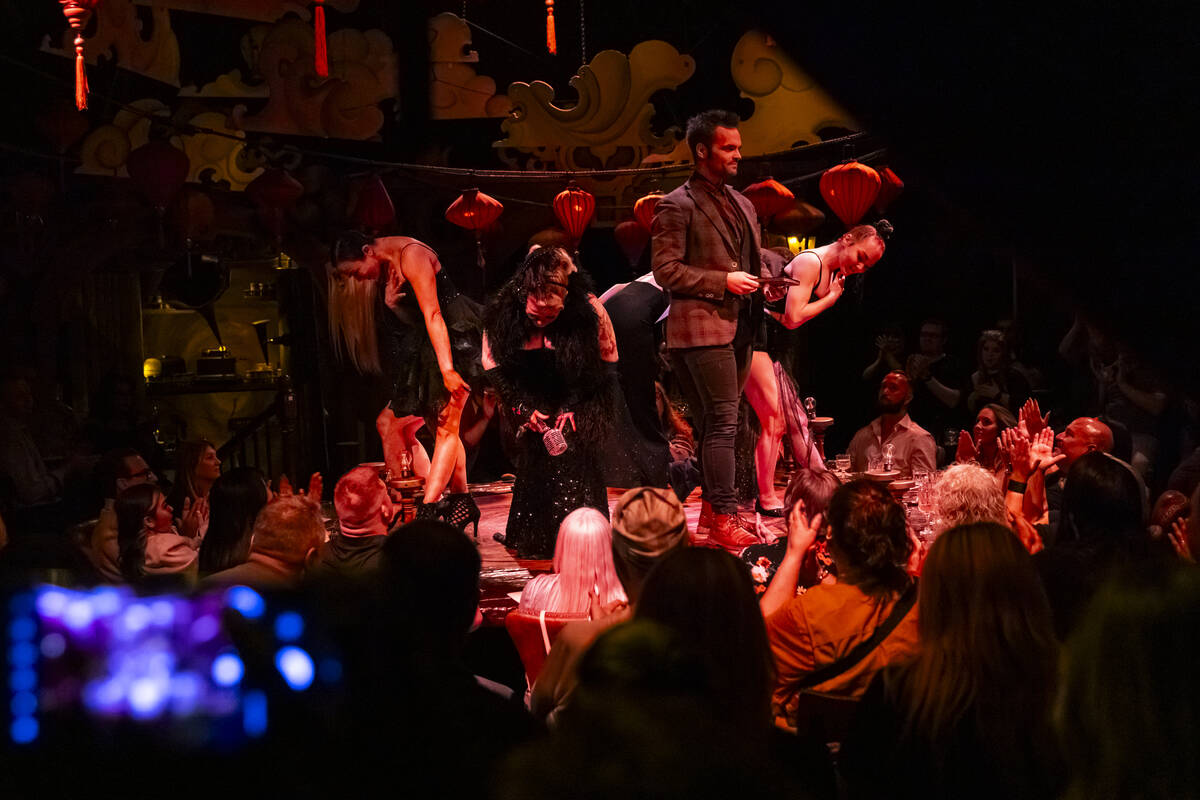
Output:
[{"xmin": 651, "ymin": 109, "xmax": 774, "ymax": 552}]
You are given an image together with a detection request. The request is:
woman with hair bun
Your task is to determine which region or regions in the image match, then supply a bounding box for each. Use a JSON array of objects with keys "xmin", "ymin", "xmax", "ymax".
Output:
[
  {"xmin": 329, "ymin": 232, "xmax": 482, "ymax": 530},
  {"xmin": 761, "ymin": 479, "xmax": 919, "ymax": 726}
]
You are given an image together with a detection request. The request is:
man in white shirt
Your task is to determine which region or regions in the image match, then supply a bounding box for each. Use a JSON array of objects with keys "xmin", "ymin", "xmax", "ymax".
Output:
[{"xmin": 848, "ymin": 371, "xmax": 936, "ymax": 477}]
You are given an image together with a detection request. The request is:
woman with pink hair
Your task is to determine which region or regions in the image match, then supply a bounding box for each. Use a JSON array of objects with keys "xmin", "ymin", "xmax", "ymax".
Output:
[{"xmin": 518, "ymin": 507, "xmax": 627, "ymax": 615}]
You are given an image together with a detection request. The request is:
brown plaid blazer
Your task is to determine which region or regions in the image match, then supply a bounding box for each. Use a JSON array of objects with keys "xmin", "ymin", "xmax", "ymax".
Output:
[{"xmin": 651, "ymin": 174, "xmax": 769, "ymax": 349}]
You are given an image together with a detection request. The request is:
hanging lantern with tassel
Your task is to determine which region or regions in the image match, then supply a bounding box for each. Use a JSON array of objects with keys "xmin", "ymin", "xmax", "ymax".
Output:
[
  {"xmin": 245, "ymin": 168, "xmax": 304, "ymax": 251},
  {"xmin": 126, "ymin": 139, "xmax": 190, "ymax": 247},
  {"xmin": 613, "ymin": 219, "xmax": 649, "ymax": 267},
  {"xmin": 633, "ymin": 191, "xmax": 663, "ymax": 234},
  {"xmin": 874, "ymin": 166, "xmax": 904, "ymax": 214},
  {"xmin": 58, "ymin": 0, "xmax": 102, "ymax": 110},
  {"xmin": 352, "ymin": 174, "xmax": 395, "ymax": 232},
  {"xmin": 769, "ymin": 200, "xmax": 825, "ymax": 238},
  {"xmin": 313, "ymin": 0, "xmax": 328, "ymax": 77},
  {"xmin": 445, "ymin": 188, "xmax": 503, "ymax": 270},
  {"xmin": 819, "ymin": 161, "xmax": 881, "ymax": 228},
  {"xmin": 742, "ymin": 177, "xmax": 795, "ymax": 225},
  {"xmin": 553, "ymin": 182, "xmax": 595, "ymax": 262},
  {"xmin": 545, "ymin": 0, "xmax": 556, "ymax": 55}
]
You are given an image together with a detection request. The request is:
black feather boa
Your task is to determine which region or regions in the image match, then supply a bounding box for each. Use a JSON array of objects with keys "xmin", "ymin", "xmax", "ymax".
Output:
[{"xmin": 482, "ymin": 271, "xmax": 614, "ymax": 445}]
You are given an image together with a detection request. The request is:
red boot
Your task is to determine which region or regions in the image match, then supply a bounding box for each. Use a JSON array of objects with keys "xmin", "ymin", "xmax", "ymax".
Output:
[
  {"xmin": 693, "ymin": 499, "xmax": 715, "ymax": 545},
  {"xmin": 706, "ymin": 513, "xmax": 758, "ymax": 554}
]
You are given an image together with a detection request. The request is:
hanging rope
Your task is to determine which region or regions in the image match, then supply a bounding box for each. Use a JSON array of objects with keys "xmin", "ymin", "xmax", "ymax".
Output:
[{"xmin": 579, "ymin": 0, "xmax": 587, "ymax": 64}]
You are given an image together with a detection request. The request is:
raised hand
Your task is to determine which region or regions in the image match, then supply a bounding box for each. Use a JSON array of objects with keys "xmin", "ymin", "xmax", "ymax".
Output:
[
  {"xmin": 1020, "ymin": 397, "xmax": 1051, "ymax": 437},
  {"xmin": 1029, "ymin": 428, "xmax": 1065, "ymax": 475},
  {"xmin": 554, "ymin": 411, "xmax": 576, "ymax": 433},
  {"xmin": 1169, "ymin": 518, "xmax": 1195, "ymax": 563},
  {"xmin": 180, "ymin": 496, "xmax": 210, "ymax": 540},
  {"xmin": 956, "ymin": 429, "xmax": 978, "ymax": 464},
  {"xmin": 1001, "ymin": 428, "xmax": 1034, "ymax": 480},
  {"xmin": 524, "ymin": 409, "xmax": 550, "ymax": 433},
  {"xmin": 786, "ymin": 501, "xmax": 822, "ymax": 560}
]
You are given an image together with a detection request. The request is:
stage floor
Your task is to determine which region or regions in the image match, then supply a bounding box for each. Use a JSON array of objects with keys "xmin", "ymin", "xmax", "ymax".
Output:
[{"xmin": 472, "ymin": 484, "xmax": 789, "ymax": 623}]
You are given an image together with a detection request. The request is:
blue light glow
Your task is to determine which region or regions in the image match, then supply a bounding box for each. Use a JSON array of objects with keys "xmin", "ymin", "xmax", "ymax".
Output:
[
  {"xmin": 8, "ymin": 641, "xmax": 36, "ymax": 667},
  {"xmin": 243, "ymin": 690, "xmax": 268, "ymax": 738},
  {"xmin": 273, "ymin": 611, "xmax": 304, "ymax": 642},
  {"xmin": 128, "ymin": 676, "xmax": 168, "ymax": 719},
  {"xmin": 10, "ymin": 717, "xmax": 38, "ymax": 744},
  {"xmin": 211, "ymin": 653, "xmax": 244, "ymax": 687},
  {"xmin": 36, "ymin": 589, "xmax": 68, "ymax": 619},
  {"xmin": 9, "ymin": 668, "xmax": 36, "ymax": 693},
  {"xmin": 190, "ymin": 614, "xmax": 220, "ymax": 643},
  {"xmin": 39, "ymin": 632, "xmax": 66, "ymax": 659},
  {"xmin": 10, "ymin": 691, "xmax": 36, "ymax": 717},
  {"xmin": 319, "ymin": 658, "xmax": 343, "ymax": 684},
  {"xmin": 63, "ymin": 599, "xmax": 94, "ymax": 631},
  {"xmin": 169, "ymin": 672, "xmax": 202, "ymax": 714},
  {"xmin": 8, "ymin": 617, "xmax": 36, "ymax": 641},
  {"xmin": 149, "ymin": 600, "xmax": 176, "ymax": 627},
  {"xmin": 275, "ymin": 646, "xmax": 314, "ymax": 691},
  {"xmin": 9, "ymin": 592, "xmax": 34, "ymax": 617},
  {"xmin": 121, "ymin": 603, "xmax": 151, "ymax": 636},
  {"xmin": 226, "ymin": 586, "xmax": 265, "ymax": 619},
  {"xmin": 89, "ymin": 587, "xmax": 123, "ymax": 616},
  {"xmin": 83, "ymin": 678, "xmax": 124, "ymax": 714}
]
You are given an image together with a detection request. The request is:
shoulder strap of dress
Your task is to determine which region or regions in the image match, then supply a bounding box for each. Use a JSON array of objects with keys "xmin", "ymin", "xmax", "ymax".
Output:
[{"xmin": 398, "ymin": 240, "xmax": 437, "ymax": 259}]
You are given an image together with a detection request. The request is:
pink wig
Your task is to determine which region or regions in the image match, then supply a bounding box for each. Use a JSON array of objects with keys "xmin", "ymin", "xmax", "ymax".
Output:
[{"xmin": 518, "ymin": 507, "xmax": 627, "ymax": 615}]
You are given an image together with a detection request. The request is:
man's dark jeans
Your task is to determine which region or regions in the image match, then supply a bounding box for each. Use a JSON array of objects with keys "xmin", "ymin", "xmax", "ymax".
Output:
[{"xmin": 670, "ymin": 337, "xmax": 753, "ymax": 515}]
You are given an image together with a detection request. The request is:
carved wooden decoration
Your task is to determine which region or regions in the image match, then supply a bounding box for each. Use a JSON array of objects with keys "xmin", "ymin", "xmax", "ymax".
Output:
[
  {"xmin": 429, "ymin": 13, "xmax": 510, "ymax": 120},
  {"xmin": 42, "ymin": 0, "xmax": 182, "ymax": 87},
  {"xmin": 232, "ymin": 19, "xmax": 398, "ymax": 140},
  {"xmin": 76, "ymin": 99, "xmax": 172, "ymax": 177},
  {"xmin": 732, "ymin": 30, "xmax": 859, "ymax": 154},
  {"xmin": 131, "ymin": 0, "xmax": 358, "ymax": 23},
  {"xmin": 179, "ymin": 112, "xmax": 262, "ymax": 190},
  {"xmin": 496, "ymin": 40, "xmax": 695, "ymax": 173}
]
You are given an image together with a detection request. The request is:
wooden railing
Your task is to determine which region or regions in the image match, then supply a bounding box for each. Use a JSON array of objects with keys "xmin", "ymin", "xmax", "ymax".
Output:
[{"xmin": 218, "ymin": 378, "xmax": 300, "ymax": 479}]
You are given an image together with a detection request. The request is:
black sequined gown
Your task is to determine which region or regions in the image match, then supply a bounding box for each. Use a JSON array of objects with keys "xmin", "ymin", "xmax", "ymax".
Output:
[
  {"xmin": 503, "ymin": 349, "xmax": 609, "ymax": 559},
  {"xmin": 378, "ymin": 267, "xmax": 482, "ymax": 428}
]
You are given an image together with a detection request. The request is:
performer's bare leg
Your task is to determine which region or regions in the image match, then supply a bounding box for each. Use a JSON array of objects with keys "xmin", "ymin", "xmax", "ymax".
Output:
[
  {"xmin": 744, "ymin": 351, "xmax": 785, "ymax": 510},
  {"xmin": 450, "ymin": 440, "xmax": 468, "ymax": 493},
  {"xmin": 401, "ymin": 416, "xmax": 431, "ymax": 477},
  {"xmin": 423, "ymin": 390, "xmax": 469, "ymax": 503}
]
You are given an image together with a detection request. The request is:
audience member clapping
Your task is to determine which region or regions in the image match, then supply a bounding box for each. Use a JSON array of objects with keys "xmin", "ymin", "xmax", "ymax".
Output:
[
  {"xmin": 967, "ymin": 329, "xmax": 1030, "ymax": 415},
  {"xmin": 842, "ymin": 522, "xmax": 1061, "ymax": 799},
  {"xmin": 955, "ymin": 402, "xmax": 1016, "ymax": 481},
  {"xmin": 518, "ymin": 507, "xmax": 627, "ymax": 615},
  {"xmin": 762, "ymin": 480, "xmax": 919, "ymax": 724},
  {"xmin": 114, "ymin": 483, "xmax": 207, "ymax": 584},
  {"xmin": 198, "ymin": 467, "xmax": 269, "ymax": 575},
  {"xmin": 164, "ymin": 439, "xmax": 221, "ymax": 521}
]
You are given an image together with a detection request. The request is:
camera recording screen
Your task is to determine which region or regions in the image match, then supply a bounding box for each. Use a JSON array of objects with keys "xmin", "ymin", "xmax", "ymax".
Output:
[{"xmin": 6, "ymin": 584, "xmax": 323, "ymax": 747}]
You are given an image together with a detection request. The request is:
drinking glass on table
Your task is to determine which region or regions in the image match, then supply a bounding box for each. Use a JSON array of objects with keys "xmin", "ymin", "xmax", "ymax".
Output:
[
  {"xmin": 912, "ymin": 468, "xmax": 930, "ymax": 488},
  {"xmin": 835, "ymin": 453, "xmax": 851, "ymax": 473}
]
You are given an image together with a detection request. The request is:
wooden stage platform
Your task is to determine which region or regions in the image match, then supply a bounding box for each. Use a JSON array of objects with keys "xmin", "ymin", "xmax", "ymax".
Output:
[{"xmin": 472, "ymin": 483, "xmax": 789, "ymax": 624}]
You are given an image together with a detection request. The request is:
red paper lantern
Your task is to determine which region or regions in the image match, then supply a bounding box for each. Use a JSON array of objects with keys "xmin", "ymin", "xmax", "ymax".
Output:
[
  {"xmin": 58, "ymin": 1, "xmax": 102, "ymax": 110},
  {"xmin": 874, "ymin": 166, "xmax": 904, "ymax": 213},
  {"xmin": 528, "ymin": 227, "xmax": 571, "ymax": 252},
  {"xmin": 819, "ymin": 161, "xmax": 881, "ymax": 228},
  {"xmin": 613, "ymin": 219, "xmax": 650, "ymax": 265},
  {"xmin": 245, "ymin": 168, "xmax": 304, "ymax": 239},
  {"xmin": 36, "ymin": 101, "xmax": 90, "ymax": 154},
  {"xmin": 633, "ymin": 191, "xmax": 663, "ymax": 234},
  {"xmin": 446, "ymin": 188, "xmax": 504, "ymax": 269},
  {"xmin": 769, "ymin": 201, "xmax": 825, "ymax": 237},
  {"xmin": 313, "ymin": 0, "xmax": 328, "ymax": 77},
  {"xmin": 171, "ymin": 187, "xmax": 215, "ymax": 242},
  {"xmin": 553, "ymin": 182, "xmax": 595, "ymax": 243},
  {"xmin": 352, "ymin": 175, "xmax": 395, "ymax": 231},
  {"xmin": 126, "ymin": 140, "xmax": 190, "ymax": 210},
  {"xmin": 742, "ymin": 177, "xmax": 795, "ymax": 223}
]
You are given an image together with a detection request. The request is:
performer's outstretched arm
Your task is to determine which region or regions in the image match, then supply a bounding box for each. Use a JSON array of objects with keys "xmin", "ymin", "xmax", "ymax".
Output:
[{"xmin": 398, "ymin": 248, "xmax": 467, "ymax": 397}]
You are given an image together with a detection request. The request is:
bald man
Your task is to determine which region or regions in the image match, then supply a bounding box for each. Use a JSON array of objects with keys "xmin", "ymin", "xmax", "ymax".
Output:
[{"xmin": 1054, "ymin": 417, "xmax": 1114, "ymax": 470}]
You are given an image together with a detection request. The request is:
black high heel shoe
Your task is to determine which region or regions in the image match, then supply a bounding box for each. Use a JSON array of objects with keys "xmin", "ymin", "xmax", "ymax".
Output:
[
  {"xmin": 755, "ymin": 500, "xmax": 786, "ymax": 518},
  {"xmin": 440, "ymin": 492, "xmax": 481, "ymax": 540},
  {"xmin": 415, "ymin": 497, "xmax": 441, "ymax": 521}
]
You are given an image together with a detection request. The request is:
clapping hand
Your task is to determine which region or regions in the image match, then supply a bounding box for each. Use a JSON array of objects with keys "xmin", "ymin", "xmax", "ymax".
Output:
[
  {"xmin": 955, "ymin": 430, "xmax": 978, "ymax": 464},
  {"xmin": 555, "ymin": 411, "xmax": 577, "ymax": 433},
  {"xmin": 275, "ymin": 473, "xmax": 323, "ymax": 508},
  {"xmin": 180, "ymin": 496, "xmax": 210, "ymax": 540},
  {"xmin": 1019, "ymin": 397, "xmax": 1051, "ymax": 438}
]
